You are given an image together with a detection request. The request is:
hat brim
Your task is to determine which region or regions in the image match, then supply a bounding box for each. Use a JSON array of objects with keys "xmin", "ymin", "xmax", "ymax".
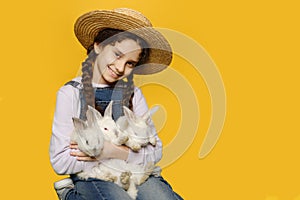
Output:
[{"xmin": 74, "ymin": 10, "xmax": 172, "ymax": 75}]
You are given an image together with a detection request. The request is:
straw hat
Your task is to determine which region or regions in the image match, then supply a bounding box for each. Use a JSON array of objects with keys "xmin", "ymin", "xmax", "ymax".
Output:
[{"xmin": 74, "ymin": 8, "xmax": 172, "ymax": 75}]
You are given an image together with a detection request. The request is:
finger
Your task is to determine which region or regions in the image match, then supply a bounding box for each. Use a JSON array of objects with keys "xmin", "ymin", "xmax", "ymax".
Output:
[
  {"xmin": 70, "ymin": 151, "xmax": 87, "ymax": 157},
  {"xmin": 70, "ymin": 151, "xmax": 98, "ymax": 161},
  {"xmin": 76, "ymin": 156, "xmax": 97, "ymax": 162},
  {"xmin": 70, "ymin": 144, "xmax": 78, "ymax": 149}
]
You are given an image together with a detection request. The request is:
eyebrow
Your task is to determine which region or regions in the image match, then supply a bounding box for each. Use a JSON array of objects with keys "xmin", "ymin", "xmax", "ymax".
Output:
[{"xmin": 114, "ymin": 47, "xmax": 140, "ymax": 63}]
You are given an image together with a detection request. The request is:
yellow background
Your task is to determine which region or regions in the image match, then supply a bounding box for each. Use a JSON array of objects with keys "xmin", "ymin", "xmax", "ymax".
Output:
[{"xmin": 0, "ymin": 0, "xmax": 299, "ymax": 199}]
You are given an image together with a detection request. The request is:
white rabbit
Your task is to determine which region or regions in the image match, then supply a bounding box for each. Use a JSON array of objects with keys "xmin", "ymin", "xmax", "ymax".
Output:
[
  {"xmin": 71, "ymin": 102, "xmax": 156, "ymax": 199},
  {"xmin": 87, "ymin": 101, "xmax": 128, "ymax": 146},
  {"xmin": 70, "ymin": 117, "xmax": 104, "ymax": 158},
  {"xmin": 82, "ymin": 158, "xmax": 154, "ymax": 199},
  {"xmin": 116, "ymin": 105, "xmax": 159, "ymax": 151}
]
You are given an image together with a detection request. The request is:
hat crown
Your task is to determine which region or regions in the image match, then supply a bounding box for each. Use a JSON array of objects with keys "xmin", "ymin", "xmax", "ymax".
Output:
[{"xmin": 113, "ymin": 8, "xmax": 152, "ymax": 27}]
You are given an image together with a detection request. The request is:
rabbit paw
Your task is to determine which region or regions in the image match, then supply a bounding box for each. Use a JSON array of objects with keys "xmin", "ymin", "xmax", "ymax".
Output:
[
  {"xmin": 149, "ymin": 137, "xmax": 157, "ymax": 146},
  {"xmin": 120, "ymin": 171, "xmax": 132, "ymax": 190},
  {"xmin": 118, "ymin": 134, "xmax": 129, "ymax": 144},
  {"xmin": 101, "ymin": 172, "xmax": 117, "ymax": 182},
  {"xmin": 131, "ymin": 144, "xmax": 142, "ymax": 151}
]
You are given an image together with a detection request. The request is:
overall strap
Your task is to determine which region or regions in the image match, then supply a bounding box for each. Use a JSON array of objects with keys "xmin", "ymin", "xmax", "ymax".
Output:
[
  {"xmin": 64, "ymin": 80, "xmax": 81, "ymax": 88},
  {"xmin": 94, "ymin": 86, "xmax": 126, "ymax": 121},
  {"xmin": 64, "ymin": 80, "xmax": 130, "ymax": 121},
  {"xmin": 64, "ymin": 80, "xmax": 87, "ymax": 120}
]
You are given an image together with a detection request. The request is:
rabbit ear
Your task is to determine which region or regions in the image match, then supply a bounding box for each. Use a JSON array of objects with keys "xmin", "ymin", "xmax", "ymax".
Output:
[
  {"xmin": 87, "ymin": 105, "xmax": 103, "ymax": 120},
  {"xmin": 142, "ymin": 105, "xmax": 160, "ymax": 121},
  {"xmin": 72, "ymin": 117, "xmax": 87, "ymax": 131},
  {"xmin": 116, "ymin": 116, "xmax": 129, "ymax": 130},
  {"xmin": 104, "ymin": 101, "xmax": 113, "ymax": 118},
  {"xmin": 123, "ymin": 106, "xmax": 137, "ymax": 123},
  {"xmin": 150, "ymin": 105, "xmax": 160, "ymax": 115},
  {"xmin": 86, "ymin": 107, "xmax": 99, "ymax": 128}
]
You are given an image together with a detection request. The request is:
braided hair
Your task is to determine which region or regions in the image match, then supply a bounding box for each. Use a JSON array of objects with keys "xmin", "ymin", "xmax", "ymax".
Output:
[
  {"xmin": 81, "ymin": 49, "xmax": 97, "ymax": 118},
  {"xmin": 81, "ymin": 28, "xmax": 150, "ymax": 116}
]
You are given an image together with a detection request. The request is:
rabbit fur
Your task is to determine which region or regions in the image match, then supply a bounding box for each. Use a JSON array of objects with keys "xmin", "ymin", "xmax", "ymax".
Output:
[
  {"xmin": 70, "ymin": 101, "xmax": 158, "ymax": 199},
  {"xmin": 86, "ymin": 101, "xmax": 129, "ymax": 146},
  {"xmin": 70, "ymin": 117, "xmax": 104, "ymax": 158},
  {"xmin": 116, "ymin": 105, "xmax": 159, "ymax": 151}
]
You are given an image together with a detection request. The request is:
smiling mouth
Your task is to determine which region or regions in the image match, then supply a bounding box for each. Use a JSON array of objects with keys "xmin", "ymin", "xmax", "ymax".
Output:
[{"xmin": 107, "ymin": 66, "xmax": 122, "ymax": 78}]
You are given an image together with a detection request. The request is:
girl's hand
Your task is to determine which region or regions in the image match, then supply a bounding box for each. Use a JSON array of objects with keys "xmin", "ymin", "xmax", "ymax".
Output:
[
  {"xmin": 70, "ymin": 141, "xmax": 130, "ymax": 161},
  {"xmin": 97, "ymin": 141, "xmax": 130, "ymax": 161},
  {"xmin": 69, "ymin": 141, "xmax": 97, "ymax": 162}
]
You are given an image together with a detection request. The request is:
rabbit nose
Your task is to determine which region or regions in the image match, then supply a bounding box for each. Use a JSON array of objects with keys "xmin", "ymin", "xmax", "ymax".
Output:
[
  {"xmin": 93, "ymin": 149, "xmax": 100, "ymax": 156},
  {"xmin": 93, "ymin": 147, "xmax": 99, "ymax": 152}
]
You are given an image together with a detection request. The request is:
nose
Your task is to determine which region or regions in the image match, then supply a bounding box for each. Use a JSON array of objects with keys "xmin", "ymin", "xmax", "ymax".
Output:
[{"xmin": 114, "ymin": 59, "xmax": 126, "ymax": 74}]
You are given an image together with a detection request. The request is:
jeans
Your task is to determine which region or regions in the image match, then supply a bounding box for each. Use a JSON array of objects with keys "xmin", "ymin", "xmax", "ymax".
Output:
[{"xmin": 65, "ymin": 175, "xmax": 183, "ymax": 200}]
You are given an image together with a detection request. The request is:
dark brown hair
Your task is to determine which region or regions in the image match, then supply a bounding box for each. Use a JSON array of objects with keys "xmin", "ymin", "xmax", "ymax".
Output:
[{"xmin": 81, "ymin": 28, "xmax": 150, "ymax": 117}]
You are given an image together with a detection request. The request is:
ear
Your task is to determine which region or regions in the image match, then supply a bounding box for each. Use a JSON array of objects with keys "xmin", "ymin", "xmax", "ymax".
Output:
[
  {"xmin": 94, "ymin": 43, "xmax": 102, "ymax": 54},
  {"xmin": 87, "ymin": 105, "xmax": 103, "ymax": 120},
  {"xmin": 104, "ymin": 101, "xmax": 113, "ymax": 118},
  {"xmin": 142, "ymin": 105, "xmax": 159, "ymax": 121},
  {"xmin": 123, "ymin": 106, "xmax": 136, "ymax": 122},
  {"xmin": 86, "ymin": 106, "xmax": 99, "ymax": 127},
  {"xmin": 116, "ymin": 116, "xmax": 129, "ymax": 130},
  {"xmin": 150, "ymin": 105, "xmax": 160, "ymax": 116},
  {"xmin": 72, "ymin": 117, "xmax": 87, "ymax": 131}
]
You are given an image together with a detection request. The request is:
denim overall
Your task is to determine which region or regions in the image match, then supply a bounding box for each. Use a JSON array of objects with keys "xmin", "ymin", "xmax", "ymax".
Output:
[
  {"xmin": 65, "ymin": 80, "xmax": 128, "ymax": 121},
  {"xmin": 62, "ymin": 81, "xmax": 183, "ymax": 200}
]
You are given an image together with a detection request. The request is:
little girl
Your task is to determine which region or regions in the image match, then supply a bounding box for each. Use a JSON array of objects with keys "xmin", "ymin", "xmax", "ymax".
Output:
[{"xmin": 49, "ymin": 8, "xmax": 183, "ymax": 200}]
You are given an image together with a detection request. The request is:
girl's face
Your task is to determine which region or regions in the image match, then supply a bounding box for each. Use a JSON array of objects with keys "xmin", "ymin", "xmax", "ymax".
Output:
[{"xmin": 93, "ymin": 39, "xmax": 142, "ymax": 84}]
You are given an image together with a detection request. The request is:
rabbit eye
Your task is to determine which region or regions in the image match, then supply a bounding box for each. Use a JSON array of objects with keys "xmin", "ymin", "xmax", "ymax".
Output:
[
  {"xmin": 86, "ymin": 141, "xmax": 89, "ymax": 145},
  {"xmin": 104, "ymin": 128, "xmax": 108, "ymax": 131}
]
